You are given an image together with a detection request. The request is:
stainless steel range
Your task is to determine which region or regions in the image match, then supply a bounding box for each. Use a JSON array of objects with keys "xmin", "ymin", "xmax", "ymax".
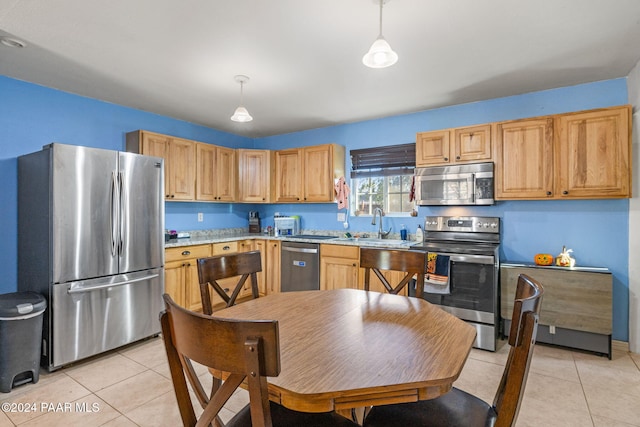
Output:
[{"xmin": 410, "ymin": 216, "xmax": 500, "ymax": 351}]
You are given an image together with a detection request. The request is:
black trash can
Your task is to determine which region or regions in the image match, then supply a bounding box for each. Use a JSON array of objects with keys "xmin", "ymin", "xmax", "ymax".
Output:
[{"xmin": 0, "ymin": 292, "xmax": 47, "ymax": 393}]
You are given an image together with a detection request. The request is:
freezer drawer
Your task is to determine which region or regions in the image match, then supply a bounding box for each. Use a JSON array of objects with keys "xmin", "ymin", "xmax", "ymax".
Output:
[{"xmin": 48, "ymin": 268, "xmax": 163, "ymax": 370}]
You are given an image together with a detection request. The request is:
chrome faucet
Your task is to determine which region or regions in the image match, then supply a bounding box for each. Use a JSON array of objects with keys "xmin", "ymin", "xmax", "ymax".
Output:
[{"xmin": 371, "ymin": 207, "xmax": 391, "ymax": 239}]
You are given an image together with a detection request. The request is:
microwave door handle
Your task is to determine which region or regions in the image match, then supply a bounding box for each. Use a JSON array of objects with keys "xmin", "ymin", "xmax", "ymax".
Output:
[{"xmin": 470, "ymin": 174, "xmax": 476, "ymax": 203}]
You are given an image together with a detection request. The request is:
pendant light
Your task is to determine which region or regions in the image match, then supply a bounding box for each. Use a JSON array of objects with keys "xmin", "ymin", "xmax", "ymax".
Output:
[
  {"xmin": 362, "ymin": 0, "xmax": 398, "ymax": 68},
  {"xmin": 230, "ymin": 75, "xmax": 253, "ymax": 122}
]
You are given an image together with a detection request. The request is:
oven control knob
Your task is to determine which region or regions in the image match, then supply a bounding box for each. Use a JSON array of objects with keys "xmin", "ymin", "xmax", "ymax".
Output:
[{"xmin": 490, "ymin": 222, "xmax": 498, "ymax": 228}]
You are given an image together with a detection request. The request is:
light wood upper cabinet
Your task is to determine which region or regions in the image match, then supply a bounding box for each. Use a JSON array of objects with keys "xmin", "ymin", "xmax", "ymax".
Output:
[
  {"xmin": 126, "ymin": 130, "xmax": 196, "ymax": 201},
  {"xmin": 495, "ymin": 105, "xmax": 631, "ymax": 200},
  {"xmin": 556, "ymin": 106, "xmax": 631, "ymax": 199},
  {"xmin": 275, "ymin": 148, "xmax": 303, "ymax": 202},
  {"xmin": 275, "ymin": 144, "xmax": 345, "ymax": 203},
  {"xmin": 495, "ymin": 118, "xmax": 554, "ymax": 199},
  {"xmin": 237, "ymin": 149, "xmax": 275, "ymax": 203},
  {"xmin": 454, "ymin": 125, "xmax": 492, "ymax": 163},
  {"xmin": 304, "ymin": 144, "xmax": 344, "ymax": 202},
  {"xmin": 320, "ymin": 244, "xmax": 359, "ymax": 290},
  {"xmin": 415, "ymin": 130, "xmax": 450, "ymax": 166},
  {"xmin": 196, "ymin": 143, "xmax": 236, "ymax": 202},
  {"xmin": 416, "ymin": 125, "xmax": 491, "ymax": 167}
]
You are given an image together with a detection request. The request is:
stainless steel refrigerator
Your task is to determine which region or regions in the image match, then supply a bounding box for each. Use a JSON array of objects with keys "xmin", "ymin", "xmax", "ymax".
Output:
[{"xmin": 18, "ymin": 143, "xmax": 164, "ymax": 371}]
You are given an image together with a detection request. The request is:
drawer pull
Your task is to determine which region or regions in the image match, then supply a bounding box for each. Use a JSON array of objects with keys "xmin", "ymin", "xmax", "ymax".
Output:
[
  {"xmin": 182, "ymin": 250, "xmax": 191, "ymax": 256},
  {"xmin": 223, "ymin": 245, "xmax": 231, "ymax": 251}
]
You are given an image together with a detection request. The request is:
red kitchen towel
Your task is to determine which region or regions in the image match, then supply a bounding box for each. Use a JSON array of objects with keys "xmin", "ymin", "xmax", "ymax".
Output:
[{"xmin": 409, "ymin": 175, "xmax": 416, "ymax": 202}]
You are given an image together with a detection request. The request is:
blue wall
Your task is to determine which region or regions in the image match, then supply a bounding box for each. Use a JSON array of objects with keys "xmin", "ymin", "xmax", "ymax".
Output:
[
  {"xmin": 253, "ymin": 78, "xmax": 630, "ymax": 341},
  {"xmin": 0, "ymin": 76, "xmax": 252, "ymax": 296},
  {"xmin": 0, "ymin": 75, "xmax": 630, "ymax": 341}
]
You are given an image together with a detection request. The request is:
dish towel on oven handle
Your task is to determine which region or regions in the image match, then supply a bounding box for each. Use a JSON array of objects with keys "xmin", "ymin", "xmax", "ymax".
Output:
[{"xmin": 424, "ymin": 252, "xmax": 451, "ymax": 294}]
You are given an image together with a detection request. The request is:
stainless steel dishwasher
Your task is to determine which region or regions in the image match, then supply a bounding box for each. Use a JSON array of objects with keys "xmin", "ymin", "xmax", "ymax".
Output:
[{"xmin": 281, "ymin": 242, "xmax": 320, "ymax": 292}]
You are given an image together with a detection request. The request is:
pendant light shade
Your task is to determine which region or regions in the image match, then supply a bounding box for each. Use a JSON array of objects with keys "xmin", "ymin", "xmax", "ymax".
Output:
[
  {"xmin": 363, "ymin": 0, "xmax": 398, "ymax": 68},
  {"xmin": 231, "ymin": 75, "xmax": 253, "ymax": 122}
]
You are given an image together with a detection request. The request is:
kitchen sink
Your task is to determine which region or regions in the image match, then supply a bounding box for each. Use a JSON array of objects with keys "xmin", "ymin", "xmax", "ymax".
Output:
[
  {"xmin": 292, "ymin": 234, "xmax": 338, "ymax": 240},
  {"xmin": 333, "ymin": 237, "xmax": 413, "ymax": 247}
]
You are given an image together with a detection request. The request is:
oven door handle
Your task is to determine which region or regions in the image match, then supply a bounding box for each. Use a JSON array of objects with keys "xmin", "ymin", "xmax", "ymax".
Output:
[{"xmin": 445, "ymin": 253, "xmax": 494, "ymax": 265}]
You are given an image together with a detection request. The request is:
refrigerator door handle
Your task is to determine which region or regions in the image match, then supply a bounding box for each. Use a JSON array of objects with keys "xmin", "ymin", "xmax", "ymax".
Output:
[
  {"xmin": 67, "ymin": 273, "xmax": 160, "ymax": 294},
  {"xmin": 110, "ymin": 171, "xmax": 118, "ymax": 257},
  {"xmin": 118, "ymin": 171, "xmax": 125, "ymax": 255}
]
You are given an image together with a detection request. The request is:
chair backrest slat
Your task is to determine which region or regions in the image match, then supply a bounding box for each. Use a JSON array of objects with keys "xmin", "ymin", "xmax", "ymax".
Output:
[
  {"xmin": 161, "ymin": 294, "xmax": 280, "ymax": 427},
  {"xmin": 197, "ymin": 250, "xmax": 262, "ymax": 314},
  {"xmin": 360, "ymin": 248, "xmax": 426, "ymax": 297},
  {"xmin": 494, "ymin": 274, "xmax": 544, "ymax": 427}
]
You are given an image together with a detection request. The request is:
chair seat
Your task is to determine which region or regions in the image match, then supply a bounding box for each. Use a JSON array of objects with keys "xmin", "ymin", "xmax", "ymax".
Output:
[
  {"xmin": 228, "ymin": 401, "xmax": 360, "ymax": 427},
  {"xmin": 364, "ymin": 388, "xmax": 498, "ymax": 427}
]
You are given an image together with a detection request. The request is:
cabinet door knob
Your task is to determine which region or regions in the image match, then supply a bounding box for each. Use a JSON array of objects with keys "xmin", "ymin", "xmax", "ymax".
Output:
[
  {"xmin": 182, "ymin": 250, "xmax": 191, "ymax": 256},
  {"xmin": 546, "ymin": 191, "xmax": 552, "ymax": 196},
  {"xmin": 563, "ymin": 190, "xmax": 569, "ymax": 195},
  {"xmin": 444, "ymin": 157, "xmax": 449, "ymax": 161},
  {"xmin": 456, "ymin": 156, "xmax": 460, "ymax": 160}
]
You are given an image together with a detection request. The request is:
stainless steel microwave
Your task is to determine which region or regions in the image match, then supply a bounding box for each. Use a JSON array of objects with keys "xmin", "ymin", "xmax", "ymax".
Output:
[{"xmin": 414, "ymin": 162, "xmax": 494, "ymax": 206}]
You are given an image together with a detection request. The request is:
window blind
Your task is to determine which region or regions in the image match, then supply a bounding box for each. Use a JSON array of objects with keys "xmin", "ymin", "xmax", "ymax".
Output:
[{"xmin": 350, "ymin": 143, "xmax": 415, "ymax": 178}]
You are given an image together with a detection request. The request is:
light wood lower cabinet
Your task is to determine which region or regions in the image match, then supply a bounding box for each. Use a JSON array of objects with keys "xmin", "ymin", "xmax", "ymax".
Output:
[
  {"xmin": 164, "ymin": 244, "xmax": 212, "ymax": 311},
  {"xmin": 165, "ymin": 239, "xmax": 280, "ymax": 312},
  {"xmin": 261, "ymin": 240, "xmax": 281, "ymax": 294},
  {"xmin": 320, "ymin": 244, "xmax": 359, "ymax": 290}
]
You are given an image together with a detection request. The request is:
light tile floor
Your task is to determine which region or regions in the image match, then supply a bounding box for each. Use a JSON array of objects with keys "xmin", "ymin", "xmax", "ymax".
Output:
[{"xmin": 1, "ymin": 337, "xmax": 639, "ymax": 426}]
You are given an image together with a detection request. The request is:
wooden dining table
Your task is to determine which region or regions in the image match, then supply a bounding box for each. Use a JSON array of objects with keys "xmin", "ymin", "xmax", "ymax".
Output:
[{"xmin": 212, "ymin": 288, "xmax": 476, "ymax": 413}]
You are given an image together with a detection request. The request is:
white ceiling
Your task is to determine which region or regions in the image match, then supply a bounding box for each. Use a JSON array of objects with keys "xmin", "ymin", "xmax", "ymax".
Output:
[{"xmin": 1, "ymin": 0, "xmax": 640, "ymax": 138}]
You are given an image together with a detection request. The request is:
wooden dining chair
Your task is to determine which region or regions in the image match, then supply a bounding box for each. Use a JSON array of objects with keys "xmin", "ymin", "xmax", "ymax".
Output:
[
  {"xmin": 363, "ymin": 273, "xmax": 543, "ymax": 427},
  {"xmin": 360, "ymin": 248, "xmax": 426, "ymax": 298},
  {"xmin": 197, "ymin": 250, "xmax": 262, "ymax": 315},
  {"xmin": 160, "ymin": 294, "xmax": 360, "ymax": 427}
]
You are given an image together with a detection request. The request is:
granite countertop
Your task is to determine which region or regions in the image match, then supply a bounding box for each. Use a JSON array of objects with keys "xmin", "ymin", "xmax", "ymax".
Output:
[{"xmin": 165, "ymin": 229, "xmax": 418, "ymax": 250}]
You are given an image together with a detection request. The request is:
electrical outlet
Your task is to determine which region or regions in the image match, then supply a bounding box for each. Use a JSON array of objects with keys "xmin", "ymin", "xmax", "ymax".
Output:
[
  {"xmin": 549, "ymin": 325, "xmax": 556, "ymax": 334},
  {"xmin": 337, "ymin": 212, "xmax": 346, "ymax": 222},
  {"xmin": 197, "ymin": 212, "xmax": 203, "ymax": 222}
]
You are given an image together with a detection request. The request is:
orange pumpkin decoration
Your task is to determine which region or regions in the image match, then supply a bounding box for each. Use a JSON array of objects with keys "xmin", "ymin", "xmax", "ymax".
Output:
[{"xmin": 534, "ymin": 253, "xmax": 554, "ymax": 266}]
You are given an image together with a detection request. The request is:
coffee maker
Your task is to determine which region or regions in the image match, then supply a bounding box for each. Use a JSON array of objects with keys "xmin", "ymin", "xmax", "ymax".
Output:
[{"xmin": 249, "ymin": 211, "xmax": 261, "ymax": 233}]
